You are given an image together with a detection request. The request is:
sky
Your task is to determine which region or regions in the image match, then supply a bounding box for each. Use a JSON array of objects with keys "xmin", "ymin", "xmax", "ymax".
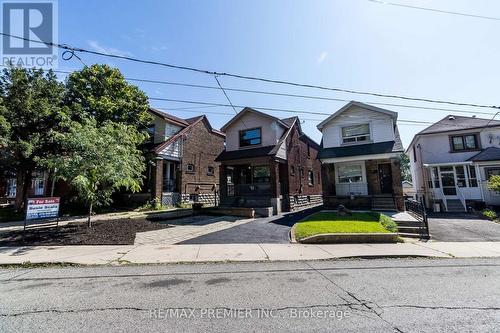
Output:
[{"xmin": 53, "ymin": 0, "xmax": 500, "ymax": 147}]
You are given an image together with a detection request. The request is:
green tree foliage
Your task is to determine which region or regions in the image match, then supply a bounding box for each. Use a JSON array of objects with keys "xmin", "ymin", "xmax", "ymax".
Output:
[
  {"xmin": 0, "ymin": 67, "xmax": 67, "ymax": 210},
  {"xmin": 65, "ymin": 64, "xmax": 151, "ymax": 128},
  {"xmin": 400, "ymin": 153, "xmax": 412, "ymax": 182},
  {"xmin": 46, "ymin": 120, "xmax": 147, "ymax": 226},
  {"xmin": 487, "ymin": 175, "xmax": 500, "ymax": 193}
]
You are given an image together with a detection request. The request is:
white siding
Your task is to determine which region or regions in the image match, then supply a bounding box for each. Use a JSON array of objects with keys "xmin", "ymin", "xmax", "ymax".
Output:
[
  {"xmin": 225, "ymin": 112, "xmax": 286, "ymax": 151},
  {"xmin": 321, "ymin": 106, "xmax": 395, "ymax": 149},
  {"xmin": 158, "ymin": 138, "xmax": 182, "ymax": 159}
]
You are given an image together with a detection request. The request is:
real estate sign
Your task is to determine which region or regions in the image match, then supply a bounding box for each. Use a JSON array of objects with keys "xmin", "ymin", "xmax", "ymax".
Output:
[{"xmin": 26, "ymin": 197, "xmax": 60, "ymax": 220}]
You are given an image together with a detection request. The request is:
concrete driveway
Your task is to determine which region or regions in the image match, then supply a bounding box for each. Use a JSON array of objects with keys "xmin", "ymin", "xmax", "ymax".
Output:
[
  {"xmin": 428, "ymin": 213, "xmax": 500, "ymax": 242},
  {"xmin": 179, "ymin": 206, "xmax": 322, "ymax": 244}
]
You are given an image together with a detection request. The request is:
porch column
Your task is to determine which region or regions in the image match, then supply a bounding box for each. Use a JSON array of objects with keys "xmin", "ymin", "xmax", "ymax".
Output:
[
  {"xmin": 390, "ymin": 158, "xmax": 405, "ymax": 211},
  {"xmin": 219, "ymin": 164, "xmax": 227, "ymax": 203},
  {"xmin": 152, "ymin": 159, "xmax": 164, "ymax": 201},
  {"xmin": 269, "ymin": 159, "xmax": 281, "ymax": 214}
]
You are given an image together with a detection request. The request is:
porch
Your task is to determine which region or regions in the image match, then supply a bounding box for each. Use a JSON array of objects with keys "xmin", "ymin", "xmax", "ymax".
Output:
[
  {"xmin": 219, "ymin": 157, "xmax": 286, "ymax": 215},
  {"xmin": 322, "ymin": 158, "xmax": 404, "ymax": 211},
  {"xmin": 423, "ymin": 161, "xmax": 500, "ymax": 212}
]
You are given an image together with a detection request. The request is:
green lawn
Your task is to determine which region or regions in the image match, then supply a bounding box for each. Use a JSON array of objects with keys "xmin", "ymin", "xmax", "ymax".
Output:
[{"xmin": 294, "ymin": 212, "xmax": 397, "ymax": 240}]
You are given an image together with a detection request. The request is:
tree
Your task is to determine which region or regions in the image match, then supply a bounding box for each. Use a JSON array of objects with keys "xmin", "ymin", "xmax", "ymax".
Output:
[
  {"xmin": 488, "ymin": 175, "xmax": 500, "ymax": 193},
  {"xmin": 0, "ymin": 67, "xmax": 67, "ymax": 211},
  {"xmin": 65, "ymin": 64, "xmax": 151, "ymax": 128},
  {"xmin": 44, "ymin": 119, "xmax": 147, "ymax": 227},
  {"xmin": 400, "ymin": 153, "xmax": 412, "ymax": 182}
]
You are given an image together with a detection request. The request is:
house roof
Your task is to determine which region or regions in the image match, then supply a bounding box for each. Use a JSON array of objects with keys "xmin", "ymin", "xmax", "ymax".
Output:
[
  {"xmin": 406, "ymin": 114, "xmax": 500, "ymax": 152},
  {"xmin": 417, "ymin": 115, "xmax": 500, "ymax": 135},
  {"xmin": 151, "ymin": 110, "xmax": 225, "ymax": 155},
  {"xmin": 317, "ymin": 101, "xmax": 398, "ymax": 130},
  {"xmin": 148, "ymin": 107, "xmax": 189, "ymax": 127},
  {"xmin": 220, "ymin": 107, "xmax": 291, "ymax": 132},
  {"xmin": 215, "ymin": 145, "xmax": 276, "ymax": 162},
  {"xmin": 468, "ymin": 147, "xmax": 500, "ymax": 162}
]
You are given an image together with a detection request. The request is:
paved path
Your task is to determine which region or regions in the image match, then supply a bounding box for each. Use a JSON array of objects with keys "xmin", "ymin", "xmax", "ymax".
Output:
[
  {"xmin": 134, "ymin": 215, "xmax": 254, "ymax": 245},
  {"xmin": 1, "ymin": 258, "xmax": 499, "ymax": 332},
  {"xmin": 428, "ymin": 213, "xmax": 500, "ymax": 241},
  {"xmin": 1, "ymin": 241, "xmax": 500, "ymax": 265}
]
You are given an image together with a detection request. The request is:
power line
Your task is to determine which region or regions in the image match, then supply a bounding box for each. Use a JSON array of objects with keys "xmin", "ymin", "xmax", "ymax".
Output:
[
  {"xmin": 367, "ymin": 0, "xmax": 500, "ymax": 21},
  {"xmin": 3, "ymin": 63, "xmax": 493, "ymax": 117},
  {"xmin": 1, "ymin": 31, "xmax": 499, "ymax": 110}
]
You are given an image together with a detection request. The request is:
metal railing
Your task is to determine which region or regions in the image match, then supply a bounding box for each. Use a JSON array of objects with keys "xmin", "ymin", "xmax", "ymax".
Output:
[
  {"xmin": 456, "ymin": 187, "xmax": 467, "ymax": 212},
  {"xmin": 405, "ymin": 198, "xmax": 430, "ymax": 240}
]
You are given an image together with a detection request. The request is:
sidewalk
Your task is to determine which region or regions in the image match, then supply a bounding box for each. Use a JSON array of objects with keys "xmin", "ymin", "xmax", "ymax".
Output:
[{"xmin": 1, "ymin": 241, "xmax": 500, "ymax": 265}]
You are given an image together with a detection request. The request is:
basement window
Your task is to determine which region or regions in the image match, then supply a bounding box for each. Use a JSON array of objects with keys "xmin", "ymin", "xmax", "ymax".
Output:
[
  {"xmin": 207, "ymin": 166, "xmax": 214, "ymax": 175},
  {"xmin": 186, "ymin": 164, "xmax": 195, "ymax": 173}
]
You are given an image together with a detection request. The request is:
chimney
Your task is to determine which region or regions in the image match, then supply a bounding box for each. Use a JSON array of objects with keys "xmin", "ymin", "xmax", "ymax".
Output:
[{"xmin": 448, "ymin": 115, "xmax": 455, "ymax": 120}]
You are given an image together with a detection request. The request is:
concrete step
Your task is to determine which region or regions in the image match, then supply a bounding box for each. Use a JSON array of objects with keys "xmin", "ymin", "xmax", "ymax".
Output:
[
  {"xmin": 397, "ymin": 232, "xmax": 422, "ymax": 238},
  {"xmin": 395, "ymin": 221, "xmax": 425, "ymax": 227},
  {"xmin": 397, "ymin": 226, "xmax": 425, "ymax": 233}
]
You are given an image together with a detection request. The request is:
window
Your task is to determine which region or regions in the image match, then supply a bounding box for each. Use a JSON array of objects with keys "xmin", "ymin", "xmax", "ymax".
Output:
[
  {"xmin": 455, "ymin": 166, "xmax": 466, "ymax": 187},
  {"xmin": 239, "ymin": 128, "xmax": 261, "ymax": 147},
  {"xmin": 186, "ymin": 164, "xmax": 195, "ymax": 172},
  {"xmin": 146, "ymin": 124, "xmax": 155, "ymax": 142},
  {"xmin": 486, "ymin": 167, "xmax": 500, "ymax": 180},
  {"xmin": 252, "ymin": 166, "xmax": 270, "ymax": 183},
  {"xmin": 299, "ymin": 167, "xmax": 304, "ymax": 178},
  {"xmin": 451, "ymin": 134, "xmax": 478, "ymax": 151},
  {"xmin": 468, "ymin": 166, "xmax": 478, "ymax": 187},
  {"xmin": 338, "ymin": 165, "xmax": 363, "ymax": 183},
  {"xmin": 307, "ymin": 143, "xmax": 311, "ymax": 158},
  {"xmin": 308, "ymin": 170, "xmax": 314, "ymax": 185},
  {"xmin": 290, "ymin": 166, "xmax": 295, "ymax": 176},
  {"xmin": 341, "ymin": 124, "xmax": 370, "ymax": 144},
  {"xmin": 413, "ymin": 148, "xmax": 417, "ymax": 162},
  {"xmin": 207, "ymin": 166, "xmax": 214, "ymax": 175},
  {"xmin": 429, "ymin": 167, "xmax": 440, "ymax": 188},
  {"xmin": 6, "ymin": 178, "xmax": 16, "ymax": 198}
]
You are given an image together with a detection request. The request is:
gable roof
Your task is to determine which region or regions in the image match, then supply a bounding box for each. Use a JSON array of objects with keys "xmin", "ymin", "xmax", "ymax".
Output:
[
  {"xmin": 468, "ymin": 147, "xmax": 500, "ymax": 162},
  {"xmin": 220, "ymin": 107, "xmax": 291, "ymax": 132},
  {"xmin": 417, "ymin": 115, "xmax": 500, "ymax": 135},
  {"xmin": 317, "ymin": 101, "xmax": 398, "ymax": 130},
  {"xmin": 151, "ymin": 111, "xmax": 225, "ymax": 155},
  {"xmin": 148, "ymin": 107, "xmax": 189, "ymax": 127}
]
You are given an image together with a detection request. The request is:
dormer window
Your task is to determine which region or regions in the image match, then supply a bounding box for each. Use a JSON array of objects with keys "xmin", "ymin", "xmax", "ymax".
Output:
[
  {"xmin": 341, "ymin": 124, "xmax": 370, "ymax": 144},
  {"xmin": 239, "ymin": 127, "xmax": 261, "ymax": 147}
]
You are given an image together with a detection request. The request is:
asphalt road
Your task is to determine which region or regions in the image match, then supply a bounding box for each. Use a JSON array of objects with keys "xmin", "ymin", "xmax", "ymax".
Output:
[
  {"xmin": 428, "ymin": 213, "xmax": 500, "ymax": 242},
  {"xmin": 1, "ymin": 258, "xmax": 499, "ymax": 332}
]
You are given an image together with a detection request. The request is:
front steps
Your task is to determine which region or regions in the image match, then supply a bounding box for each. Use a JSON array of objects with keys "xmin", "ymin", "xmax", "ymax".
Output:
[
  {"xmin": 394, "ymin": 219, "xmax": 429, "ymax": 239},
  {"xmin": 372, "ymin": 196, "xmax": 397, "ymax": 211},
  {"xmin": 445, "ymin": 199, "xmax": 466, "ymax": 212}
]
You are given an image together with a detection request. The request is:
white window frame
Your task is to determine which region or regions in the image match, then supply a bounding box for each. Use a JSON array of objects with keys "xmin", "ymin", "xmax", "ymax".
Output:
[
  {"xmin": 6, "ymin": 178, "xmax": 16, "ymax": 198},
  {"xmin": 340, "ymin": 123, "xmax": 371, "ymax": 145},
  {"xmin": 335, "ymin": 162, "xmax": 366, "ymax": 184}
]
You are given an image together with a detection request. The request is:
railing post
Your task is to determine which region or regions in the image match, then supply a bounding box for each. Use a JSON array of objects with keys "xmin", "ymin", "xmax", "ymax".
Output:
[{"xmin": 420, "ymin": 197, "xmax": 430, "ymax": 239}]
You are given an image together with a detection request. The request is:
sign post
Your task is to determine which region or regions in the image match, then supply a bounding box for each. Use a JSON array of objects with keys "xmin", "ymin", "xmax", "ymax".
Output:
[{"xmin": 23, "ymin": 197, "xmax": 61, "ymax": 232}]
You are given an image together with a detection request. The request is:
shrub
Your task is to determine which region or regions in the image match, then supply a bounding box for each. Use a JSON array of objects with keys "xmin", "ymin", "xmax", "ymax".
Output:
[
  {"xmin": 136, "ymin": 199, "xmax": 168, "ymax": 212},
  {"xmin": 481, "ymin": 209, "xmax": 497, "ymax": 221},
  {"xmin": 378, "ymin": 213, "xmax": 398, "ymax": 232}
]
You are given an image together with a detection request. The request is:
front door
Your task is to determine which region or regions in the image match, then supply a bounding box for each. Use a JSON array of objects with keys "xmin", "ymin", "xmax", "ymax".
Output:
[
  {"xmin": 378, "ymin": 163, "xmax": 393, "ymax": 194},
  {"xmin": 439, "ymin": 166, "xmax": 457, "ymax": 198}
]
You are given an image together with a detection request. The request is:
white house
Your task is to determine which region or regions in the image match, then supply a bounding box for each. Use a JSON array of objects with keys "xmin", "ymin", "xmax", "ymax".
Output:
[
  {"xmin": 407, "ymin": 115, "xmax": 500, "ymax": 212},
  {"xmin": 317, "ymin": 101, "xmax": 405, "ymax": 211}
]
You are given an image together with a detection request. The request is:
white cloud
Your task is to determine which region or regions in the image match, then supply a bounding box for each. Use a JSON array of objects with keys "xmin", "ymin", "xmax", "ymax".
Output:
[
  {"xmin": 316, "ymin": 51, "xmax": 328, "ymax": 65},
  {"xmin": 151, "ymin": 45, "xmax": 168, "ymax": 52},
  {"xmin": 87, "ymin": 40, "xmax": 134, "ymax": 57}
]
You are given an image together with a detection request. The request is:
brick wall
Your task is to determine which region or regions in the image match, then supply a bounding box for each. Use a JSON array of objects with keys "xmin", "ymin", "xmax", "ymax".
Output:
[
  {"xmin": 180, "ymin": 119, "xmax": 225, "ymax": 198},
  {"xmin": 285, "ymin": 124, "xmax": 323, "ymax": 196}
]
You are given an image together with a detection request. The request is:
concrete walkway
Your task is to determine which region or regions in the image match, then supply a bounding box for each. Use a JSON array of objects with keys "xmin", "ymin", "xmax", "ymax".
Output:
[{"xmin": 1, "ymin": 241, "xmax": 500, "ymax": 265}]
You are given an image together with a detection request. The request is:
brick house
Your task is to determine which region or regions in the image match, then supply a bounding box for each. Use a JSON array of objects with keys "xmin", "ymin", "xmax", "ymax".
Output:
[
  {"xmin": 317, "ymin": 101, "xmax": 404, "ymax": 211},
  {"xmin": 215, "ymin": 107, "xmax": 322, "ymax": 215},
  {"xmin": 146, "ymin": 108, "xmax": 225, "ymax": 206}
]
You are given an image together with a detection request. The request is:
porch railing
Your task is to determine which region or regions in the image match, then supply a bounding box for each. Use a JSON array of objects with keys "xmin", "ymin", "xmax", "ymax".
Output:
[
  {"xmin": 405, "ymin": 198, "xmax": 430, "ymax": 240},
  {"xmin": 234, "ymin": 183, "xmax": 272, "ymax": 196},
  {"xmin": 456, "ymin": 187, "xmax": 467, "ymax": 212},
  {"xmin": 162, "ymin": 179, "xmax": 177, "ymax": 192}
]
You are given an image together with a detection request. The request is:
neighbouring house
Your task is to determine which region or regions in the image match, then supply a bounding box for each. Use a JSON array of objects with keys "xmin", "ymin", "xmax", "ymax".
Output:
[
  {"xmin": 215, "ymin": 107, "xmax": 322, "ymax": 215},
  {"xmin": 402, "ymin": 180, "xmax": 416, "ymax": 199},
  {"xmin": 145, "ymin": 108, "xmax": 226, "ymax": 206},
  {"xmin": 407, "ymin": 114, "xmax": 500, "ymax": 212},
  {"xmin": 0, "ymin": 171, "xmax": 50, "ymax": 205},
  {"xmin": 317, "ymin": 101, "xmax": 405, "ymax": 211}
]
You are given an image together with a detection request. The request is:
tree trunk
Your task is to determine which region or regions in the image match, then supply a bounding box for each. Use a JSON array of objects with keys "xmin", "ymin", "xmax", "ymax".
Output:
[
  {"xmin": 87, "ymin": 201, "xmax": 93, "ymax": 228},
  {"xmin": 14, "ymin": 169, "xmax": 32, "ymax": 212}
]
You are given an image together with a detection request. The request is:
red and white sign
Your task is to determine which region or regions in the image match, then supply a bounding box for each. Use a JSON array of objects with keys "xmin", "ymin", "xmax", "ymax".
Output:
[{"xmin": 26, "ymin": 197, "xmax": 60, "ymax": 220}]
